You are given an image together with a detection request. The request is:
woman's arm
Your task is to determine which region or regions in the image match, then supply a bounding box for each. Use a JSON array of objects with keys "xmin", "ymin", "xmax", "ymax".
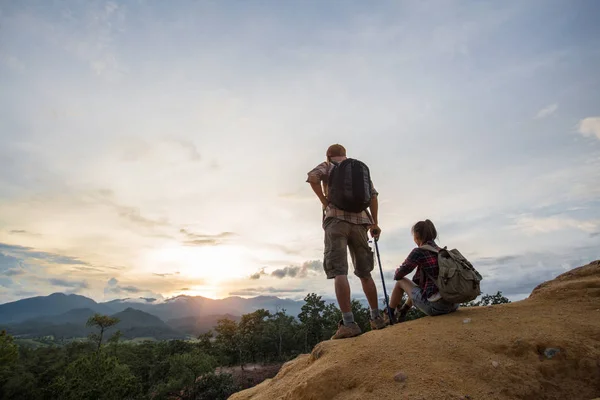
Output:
[{"xmin": 393, "ymin": 249, "xmax": 421, "ymax": 280}]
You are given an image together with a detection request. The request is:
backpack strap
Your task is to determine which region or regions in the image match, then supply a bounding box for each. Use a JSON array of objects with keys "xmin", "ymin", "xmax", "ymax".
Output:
[
  {"xmin": 420, "ymin": 244, "xmax": 440, "ymax": 253},
  {"xmin": 417, "ymin": 244, "xmax": 441, "ymax": 289}
]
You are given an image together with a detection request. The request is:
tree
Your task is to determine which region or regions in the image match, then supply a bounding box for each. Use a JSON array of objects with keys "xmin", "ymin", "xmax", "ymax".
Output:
[
  {"xmin": 192, "ymin": 373, "xmax": 239, "ymax": 400},
  {"xmin": 214, "ymin": 318, "xmax": 242, "ymax": 366},
  {"xmin": 52, "ymin": 352, "xmax": 138, "ymax": 400},
  {"xmin": 298, "ymin": 293, "xmax": 326, "ymax": 352},
  {"xmin": 197, "ymin": 331, "xmax": 214, "ymax": 355},
  {"xmin": 238, "ymin": 309, "xmax": 270, "ymax": 363},
  {"xmin": 461, "ymin": 291, "xmax": 511, "ymax": 307},
  {"xmin": 86, "ymin": 314, "xmax": 120, "ymax": 353},
  {"xmin": 107, "ymin": 330, "xmax": 122, "ymax": 357},
  {"xmin": 266, "ymin": 308, "xmax": 298, "ymax": 361},
  {"xmin": 0, "ymin": 330, "xmax": 18, "ymax": 369},
  {"xmin": 0, "ymin": 330, "xmax": 19, "ymax": 392},
  {"xmin": 158, "ymin": 350, "xmax": 217, "ymax": 399}
]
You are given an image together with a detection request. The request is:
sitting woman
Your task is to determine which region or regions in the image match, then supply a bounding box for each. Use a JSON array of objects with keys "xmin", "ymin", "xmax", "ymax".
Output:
[{"xmin": 386, "ymin": 219, "xmax": 459, "ymax": 323}]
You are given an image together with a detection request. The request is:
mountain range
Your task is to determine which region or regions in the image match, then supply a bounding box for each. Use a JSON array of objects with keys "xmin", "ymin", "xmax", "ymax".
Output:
[
  {"xmin": 0, "ymin": 292, "xmax": 306, "ymax": 325},
  {"xmin": 0, "ymin": 292, "xmax": 307, "ymax": 340}
]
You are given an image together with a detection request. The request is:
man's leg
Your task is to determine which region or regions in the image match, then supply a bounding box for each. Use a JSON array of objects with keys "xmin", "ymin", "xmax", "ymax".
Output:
[
  {"xmin": 323, "ymin": 219, "xmax": 360, "ymax": 338},
  {"xmin": 334, "ymin": 275, "xmax": 352, "ymax": 313},
  {"xmin": 359, "ymin": 275, "xmax": 378, "ymax": 311},
  {"xmin": 348, "ymin": 224, "xmax": 387, "ymax": 329}
]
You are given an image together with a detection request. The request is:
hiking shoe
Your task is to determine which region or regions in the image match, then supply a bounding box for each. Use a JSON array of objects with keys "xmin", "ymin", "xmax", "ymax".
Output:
[
  {"xmin": 397, "ymin": 304, "xmax": 411, "ymax": 323},
  {"xmin": 331, "ymin": 320, "xmax": 362, "ymax": 340},
  {"xmin": 370, "ymin": 314, "xmax": 387, "ymax": 330},
  {"xmin": 383, "ymin": 309, "xmax": 397, "ymax": 325}
]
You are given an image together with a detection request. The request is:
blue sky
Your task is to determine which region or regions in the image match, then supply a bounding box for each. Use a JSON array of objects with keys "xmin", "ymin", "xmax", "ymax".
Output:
[{"xmin": 1, "ymin": 0, "xmax": 599, "ymax": 304}]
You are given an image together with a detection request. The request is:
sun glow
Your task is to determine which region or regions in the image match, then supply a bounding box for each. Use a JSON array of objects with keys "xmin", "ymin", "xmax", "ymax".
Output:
[
  {"xmin": 169, "ymin": 286, "xmax": 221, "ymax": 300},
  {"xmin": 144, "ymin": 244, "xmax": 251, "ymax": 284}
]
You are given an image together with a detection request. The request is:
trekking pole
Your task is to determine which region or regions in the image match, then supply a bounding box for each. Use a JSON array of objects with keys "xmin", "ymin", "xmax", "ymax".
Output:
[{"xmin": 372, "ymin": 231, "xmax": 394, "ymax": 325}]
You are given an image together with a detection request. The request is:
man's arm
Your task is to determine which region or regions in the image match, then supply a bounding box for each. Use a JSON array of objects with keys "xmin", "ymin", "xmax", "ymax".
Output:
[
  {"xmin": 306, "ymin": 162, "xmax": 329, "ymax": 208},
  {"xmin": 309, "ymin": 181, "xmax": 329, "ymax": 208},
  {"xmin": 369, "ymin": 194, "xmax": 378, "ymax": 225},
  {"xmin": 368, "ymin": 181, "xmax": 380, "ymax": 238}
]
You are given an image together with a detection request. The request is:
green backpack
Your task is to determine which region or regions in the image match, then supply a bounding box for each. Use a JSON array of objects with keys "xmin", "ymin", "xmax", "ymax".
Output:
[{"xmin": 420, "ymin": 245, "xmax": 483, "ymax": 304}]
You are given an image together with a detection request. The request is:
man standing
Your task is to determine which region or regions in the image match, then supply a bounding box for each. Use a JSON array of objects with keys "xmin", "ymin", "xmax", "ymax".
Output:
[{"xmin": 306, "ymin": 144, "xmax": 386, "ymax": 339}]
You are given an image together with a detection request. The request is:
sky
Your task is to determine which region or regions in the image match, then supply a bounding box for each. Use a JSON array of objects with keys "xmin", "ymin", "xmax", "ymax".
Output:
[{"xmin": 1, "ymin": 0, "xmax": 599, "ymax": 305}]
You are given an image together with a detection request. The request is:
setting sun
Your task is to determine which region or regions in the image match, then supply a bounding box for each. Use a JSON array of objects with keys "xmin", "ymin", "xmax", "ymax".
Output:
[{"xmin": 143, "ymin": 244, "xmax": 252, "ymax": 284}]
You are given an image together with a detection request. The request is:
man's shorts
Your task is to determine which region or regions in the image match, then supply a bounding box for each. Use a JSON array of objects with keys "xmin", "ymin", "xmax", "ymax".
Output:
[
  {"xmin": 411, "ymin": 287, "xmax": 459, "ymax": 316},
  {"xmin": 323, "ymin": 217, "xmax": 374, "ymax": 279}
]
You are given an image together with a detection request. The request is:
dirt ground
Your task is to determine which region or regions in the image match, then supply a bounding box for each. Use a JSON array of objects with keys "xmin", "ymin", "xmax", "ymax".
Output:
[{"xmin": 229, "ymin": 260, "xmax": 600, "ymax": 400}]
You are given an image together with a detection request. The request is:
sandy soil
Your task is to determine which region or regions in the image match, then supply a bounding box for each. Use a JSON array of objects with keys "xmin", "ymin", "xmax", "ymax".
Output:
[{"xmin": 229, "ymin": 260, "xmax": 600, "ymax": 400}]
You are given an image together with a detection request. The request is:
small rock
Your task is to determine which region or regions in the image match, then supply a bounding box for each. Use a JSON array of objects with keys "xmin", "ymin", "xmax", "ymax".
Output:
[
  {"xmin": 459, "ymin": 396, "xmax": 472, "ymax": 400},
  {"xmin": 394, "ymin": 371, "xmax": 408, "ymax": 383},
  {"xmin": 544, "ymin": 348, "xmax": 560, "ymax": 359},
  {"xmin": 463, "ymin": 318, "xmax": 472, "ymax": 324},
  {"xmin": 492, "ymin": 361, "xmax": 499, "ymax": 368}
]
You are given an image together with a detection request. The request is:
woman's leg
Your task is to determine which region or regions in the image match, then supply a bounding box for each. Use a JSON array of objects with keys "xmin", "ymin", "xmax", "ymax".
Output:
[
  {"xmin": 389, "ymin": 278, "xmax": 418, "ymax": 308},
  {"xmin": 389, "ymin": 282, "xmax": 404, "ymax": 309}
]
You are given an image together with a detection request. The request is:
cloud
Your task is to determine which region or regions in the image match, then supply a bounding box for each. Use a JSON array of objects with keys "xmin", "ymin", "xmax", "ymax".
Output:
[
  {"xmin": 153, "ymin": 271, "xmax": 180, "ymax": 277},
  {"xmin": 48, "ymin": 278, "xmax": 89, "ymax": 288},
  {"xmin": 8, "ymin": 230, "xmax": 42, "ymax": 238},
  {"xmin": 0, "ymin": 53, "xmax": 25, "ymax": 72},
  {"xmin": 14, "ymin": 290, "xmax": 37, "ymax": 298},
  {"xmin": 463, "ymin": 241, "xmax": 600, "ymax": 300},
  {"xmin": 0, "ymin": 252, "xmax": 21, "ymax": 271},
  {"xmin": 534, "ymin": 103, "xmax": 558, "ymax": 119},
  {"xmin": 180, "ymin": 229, "xmax": 236, "ymax": 246},
  {"xmin": 513, "ymin": 215, "xmax": 599, "ymax": 234},
  {"xmin": 229, "ymin": 287, "xmax": 307, "ymax": 296},
  {"xmin": 116, "ymin": 206, "xmax": 169, "ymax": 229},
  {"xmin": 121, "ymin": 286, "xmax": 143, "ymax": 293},
  {"xmin": 578, "ymin": 117, "xmax": 600, "ymax": 140},
  {"xmin": 0, "ymin": 243, "xmax": 90, "ymax": 266},
  {"xmin": 119, "ymin": 136, "xmax": 201, "ymax": 163},
  {"xmin": 170, "ymin": 138, "xmax": 201, "ymax": 162},
  {"xmin": 0, "ymin": 278, "xmax": 15, "ymax": 288},
  {"xmin": 58, "ymin": 1, "xmax": 128, "ymax": 81},
  {"xmin": 209, "ymin": 160, "xmax": 220, "ymax": 170},
  {"xmin": 4, "ymin": 269, "xmax": 24, "ymax": 276},
  {"xmin": 47, "ymin": 277, "xmax": 89, "ymax": 293},
  {"xmin": 473, "ymin": 255, "xmax": 521, "ymax": 266},
  {"xmin": 88, "ymin": 189, "xmax": 170, "ymax": 230},
  {"xmin": 104, "ymin": 277, "xmax": 152, "ymax": 296},
  {"xmin": 249, "ymin": 268, "xmax": 267, "ymax": 280},
  {"xmin": 69, "ymin": 265, "xmax": 107, "ymax": 273},
  {"xmin": 271, "ymin": 260, "xmax": 323, "ymax": 279}
]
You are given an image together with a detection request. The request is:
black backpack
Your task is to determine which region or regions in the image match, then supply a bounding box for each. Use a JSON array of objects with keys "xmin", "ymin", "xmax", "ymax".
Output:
[{"xmin": 327, "ymin": 158, "xmax": 373, "ymax": 213}]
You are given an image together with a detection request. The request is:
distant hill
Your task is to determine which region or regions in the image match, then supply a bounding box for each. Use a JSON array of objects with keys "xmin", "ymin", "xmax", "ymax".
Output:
[
  {"xmin": 0, "ymin": 293, "xmax": 113, "ymax": 324},
  {"xmin": 105, "ymin": 307, "xmax": 184, "ymax": 340},
  {"xmin": 0, "ymin": 293, "xmax": 304, "ymax": 332},
  {"xmin": 99, "ymin": 295, "xmax": 305, "ymax": 321},
  {"xmin": 37, "ymin": 307, "xmax": 97, "ymax": 325},
  {"xmin": 168, "ymin": 313, "xmax": 242, "ymax": 336},
  {"xmin": 1, "ymin": 307, "xmax": 185, "ymax": 341}
]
